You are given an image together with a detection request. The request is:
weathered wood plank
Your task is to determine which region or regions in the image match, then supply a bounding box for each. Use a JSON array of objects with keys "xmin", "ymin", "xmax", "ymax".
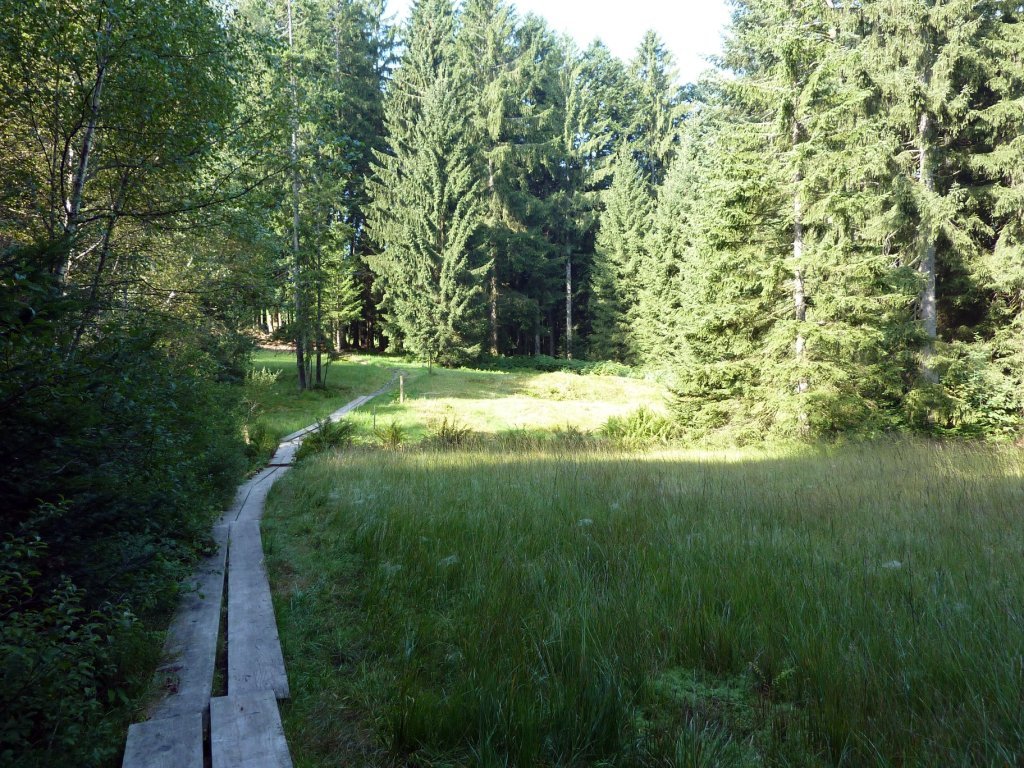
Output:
[
  {"xmin": 228, "ymin": 520, "xmax": 289, "ymax": 699},
  {"xmin": 268, "ymin": 440, "xmax": 300, "ymax": 466},
  {"xmin": 280, "ymin": 423, "xmax": 318, "ymax": 443},
  {"xmin": 224, "ymin": 467, "xmax": 288, "ymax": 524},
  {"xmin": 148, "ymin": 523, "xmax": 228, "ymax": 720},
  {"xmin": 224, "ymin": 467, "xmax": 284, "ymax": 523},
  {"xmin": 210, "ymin": 690, "xmax": 293, "ymax": 768},
  {"xmin": 122, "ymin": 713, "xmax": 203, "ymax": 768}
]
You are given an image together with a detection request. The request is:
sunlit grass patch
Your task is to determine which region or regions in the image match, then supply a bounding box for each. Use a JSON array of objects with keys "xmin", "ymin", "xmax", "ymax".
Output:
[
  {"xmin": 265, "ymin": 440, "xmax": 1024, "ymax": 766},
  {"xmin": 238, "ymin": 351, "xmax": 406, "ymax": 461},
  {"xmin": 345, "ymin": 364, "xmax": 670, "ymax": 441}
]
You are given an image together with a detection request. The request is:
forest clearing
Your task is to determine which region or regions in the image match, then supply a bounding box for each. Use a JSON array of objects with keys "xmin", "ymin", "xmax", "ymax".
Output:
[
  {"xmin": 261, "ymin": 356, "xmax": 1024, "ymax": 766},
  {"xmin": 5, "ymin": 0, "xmax": 1024, "ymax": 765}
]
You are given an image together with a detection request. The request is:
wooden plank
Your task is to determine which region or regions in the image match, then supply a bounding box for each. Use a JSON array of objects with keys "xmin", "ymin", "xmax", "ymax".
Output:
[
  {"xmin": 224, "ymin": 467, "xmax": 287, "ymax": 524},
  {"xmin": 123, "ymin": 713, "xmax": 203, "ymax": 768},
  {"xmin": 279, "ymin": 385, "xmax": 393, "ymax": 447},
  {"xmin": 268, "ymin": 440, "xmax": 300, "ymax": 466},
  {"xmin": 210, "ymin": 690, "xmax": 293, "ymax": 768},
  {"xmin": 149, "ymin": 524, "xmax": 228, "ymax": 720},
  {"xmin": 223, "ymin": 467, "xmax": 282, "ymax": 523},
  {"xmin": 280, "ymin": 422, "xmax": 318, "ymax": 443},
  {"xmin": 228, "ymin": 521, "xmax": 289, "ymax": 699}
]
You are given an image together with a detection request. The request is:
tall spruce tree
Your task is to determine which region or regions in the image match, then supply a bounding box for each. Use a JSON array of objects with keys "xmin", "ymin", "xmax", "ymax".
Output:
[
  {"xmin": 628, "ymin": 31, "xmax": 682, "ymax": 186},
  {"xmin": 635, "ymin": 107, "xmax": 709, "ymax": 368},
  {"xmin": 456, "ymin": 0, "xmax": 518, "ymax": 355},
  {"xmin": 857, "ymin": 1, "xmax": 996, "ymax": 388},
  {"xmin": 367, "ymin": 0, "xmax": 484, "ymax": 366},
  {"xmin": 589, "ymin": 148, "xmax": 652, "ymax": 362}
]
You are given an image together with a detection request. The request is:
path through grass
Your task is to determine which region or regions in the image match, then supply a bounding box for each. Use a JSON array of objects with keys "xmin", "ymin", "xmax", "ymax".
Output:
[
  {"xmin": 240, "ymin": 351, "xmax": 402, "ymax": 461},
  {"xmin": 264, "ymin": 440, "xmax": 1024, "ymax": 767}
]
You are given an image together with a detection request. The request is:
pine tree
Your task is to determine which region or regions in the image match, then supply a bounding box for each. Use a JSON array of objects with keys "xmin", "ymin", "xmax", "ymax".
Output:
[
  {"xmin": 367, "ymin": 0, "xmax": 485, "ymax": 366},
  {"xmin": 856, "ymin": 1, "xmax": 997, "ymax": 387},
  {"xmin": 635, "ymin": 110, "xmax": 708, "ymax": 368},
  {"xmin": 628, "ymin": 31, "xmax": 682, "ymax": 187},
  {"xmin": 589, "ymin": 148, "xmax": 652, "ymax": 362},
  {"xmin": 456, "ymin": 0, "xmax": 518, "ymax": 355},
  {"xmin": 664, "ymin": 108, "xmax": 789, "ymax": 437}
]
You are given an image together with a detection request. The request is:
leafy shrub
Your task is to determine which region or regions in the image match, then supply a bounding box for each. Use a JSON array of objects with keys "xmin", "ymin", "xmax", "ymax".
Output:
[
  {"xmin": 244, "ymin": 419, "xmax": 277, "ymax": 462},
  {"xmin": 373, "ymin": 421, "xmax": 407, "ymax": 450},
  {"xmin": 425, "ymin": 415, "xmax": 473, "ymax": 449},
  {"xmin": 0, "ymin": 531, "xmax": 130, "ymax": 766},
  {"xmin": 602, "ymin": 407, "xmax": 680, "ymax": 446},
  {"xmin": 0, "ymin": 266, "xmax": 247, "ymax": 766},
  {"xmin": 296, "ymin": 418, "xmax": 356, "ymax": 460},
  {"xmin": 247, "ymin": 365, "xmax": 282, "ymax": 388}
]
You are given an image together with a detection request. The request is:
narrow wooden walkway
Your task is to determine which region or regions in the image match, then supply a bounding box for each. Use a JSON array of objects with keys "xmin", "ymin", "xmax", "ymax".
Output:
[{"xmin": 123, "ymin": 376, "xmax": 397, "ymax": 768}]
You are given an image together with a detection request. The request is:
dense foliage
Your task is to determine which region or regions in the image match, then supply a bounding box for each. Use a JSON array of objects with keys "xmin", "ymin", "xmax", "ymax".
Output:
[
  {"xmin": 0, "ymin": 0, "xmax": 252, "ymax": 763},
  {"xmin": 273, "ymin": 0, "xmax": 1024, "ymax": 438}
]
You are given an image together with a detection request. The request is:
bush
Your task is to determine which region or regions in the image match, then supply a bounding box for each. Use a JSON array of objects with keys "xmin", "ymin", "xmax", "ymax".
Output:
[
  {"xmin": 247, "ymin": 366, "xmax": 282, "ymax": 388},
  {"xmin": 602, "ymin": 407, "xmax": 680, "ymax": 446},
  {"xmin": 425, "ymin": 415, "xmax": 473, "ymax": 449},
  {"xmin": 296, "ymin": 418, "xmax": 356, "ymax": 460},
  {"xmin": 0, "ymin": 268, "xmax": 247, "ymax": 766},
  {"xmin": 373, "ymin": 421, "xmax": 407, "ymax": 450},
  {"xmin": 1, "ymin": 531, "xmax": 131, "ymax": 766}
]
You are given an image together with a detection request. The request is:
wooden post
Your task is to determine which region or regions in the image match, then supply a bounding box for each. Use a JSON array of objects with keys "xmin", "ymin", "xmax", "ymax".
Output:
[{"xmin": 399, "ymin": 374, "xmax": 405, "ymax": 404}]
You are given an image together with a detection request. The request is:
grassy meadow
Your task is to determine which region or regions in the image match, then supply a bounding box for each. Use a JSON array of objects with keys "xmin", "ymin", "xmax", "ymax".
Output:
[
  {"xmin": 258, "ymin": 361, "xmax": 1024, "ymax": 767},
  {"xmin": 342, "ymin": 362, "xmax": 668, "ymax": 441}
]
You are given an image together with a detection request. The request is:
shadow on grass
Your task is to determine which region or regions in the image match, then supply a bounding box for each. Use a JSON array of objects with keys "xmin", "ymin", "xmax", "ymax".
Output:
[{"xmin": 263, "ymin": 440, "xmax": 1024, "ymax": 768}]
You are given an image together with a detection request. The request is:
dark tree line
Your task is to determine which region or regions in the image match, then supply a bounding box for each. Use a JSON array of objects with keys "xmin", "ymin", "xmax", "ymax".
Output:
[{"xmin": 343, "ymin": 0, "xmax": 1024, "ymax": 438}]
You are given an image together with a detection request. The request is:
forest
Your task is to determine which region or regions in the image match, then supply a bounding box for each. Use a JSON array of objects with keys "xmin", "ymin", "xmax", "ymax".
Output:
[{"xmin": 2, "ymin": 0, "xmax": 1024, "ymax": 765}]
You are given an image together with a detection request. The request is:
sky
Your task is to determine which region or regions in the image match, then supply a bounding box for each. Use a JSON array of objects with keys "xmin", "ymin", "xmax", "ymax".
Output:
[{"xmin": 385, "ymin": 0, "xmax": 733, "ymax": 84}]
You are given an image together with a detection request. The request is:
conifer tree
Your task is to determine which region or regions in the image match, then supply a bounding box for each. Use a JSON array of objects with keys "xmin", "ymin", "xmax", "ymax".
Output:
[
  {"xmin": 856, "ymin": 1, "xmax": 997, "ymax": 387},
  {"xmin": 635, "ymin": 111, "xmax": 708, "ymax": 367},
  {"xmin": 456, "ymin": 0, "xmax": 518, "ymax": 355},
  {"xmin": 367, "ymin": 0, "xmax": 485, "ymax": 366},
  {"xmin": 589, "ymin": 148, "xmax": 652, "ymax": 362},
  {"xmin": 628, "ymin": 31, "xmax": 682, "ymax": 186}
]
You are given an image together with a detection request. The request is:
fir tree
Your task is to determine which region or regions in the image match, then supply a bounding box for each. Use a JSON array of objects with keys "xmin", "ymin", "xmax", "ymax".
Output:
[
  {"xmin": 628, "ymin": 30, "xmax": 682, "ymax": 186},
  {"xmin": 589, "ymin": 148, "xmax": 652, "ymax": 362},
  {"xmin": 367, "ymin": 0, "xmax": 484, "ymax": 366}
]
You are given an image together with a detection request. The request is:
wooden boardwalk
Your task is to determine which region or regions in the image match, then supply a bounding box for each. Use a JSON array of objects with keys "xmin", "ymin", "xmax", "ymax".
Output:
[{"xmin": 122, "ymin": 378, "xmax": 396, "ymax": 768}]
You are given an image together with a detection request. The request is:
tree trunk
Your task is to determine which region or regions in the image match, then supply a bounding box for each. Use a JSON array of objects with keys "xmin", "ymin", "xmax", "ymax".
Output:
[
  {"xmin": 487, "ymin": 158, "xmax": 499, "ymax": 356},
  {"xmin": 287, "ymin": 0, "xmax": 306, "ymax": 392},
  {"xmin": 59, "ymin": 18, "xmax": 113, "ymax": 287},
  {"xmin": 918, "ymin": 108, "xmax": 938, "ymax": 383},
  {"xmin": 535, "ymin": 306, "xmax": 541, "ymax": 357},
  {"xmin": 565, "ymin": 246, "xmax": 573, "ymax": 360},
  {"xmin": 66, "ymin": 174, "xmax": 128, "ymax": 362},
  {"xmin": 793, "ymin": 121, "xmax": 809, "ymax": 402},
  {"xmin": 315, "ymin": 268, "xmax": 323, "ymax": 387},
  {"xmin": 490, "ymin": 270, "xmax": 499, "ymax": 356}
]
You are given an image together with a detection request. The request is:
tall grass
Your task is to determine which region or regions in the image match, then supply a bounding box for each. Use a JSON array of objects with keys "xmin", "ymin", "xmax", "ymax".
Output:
[{"xmin": 264, "ymin": 440, "xmax": 1024, "ymax": 767}]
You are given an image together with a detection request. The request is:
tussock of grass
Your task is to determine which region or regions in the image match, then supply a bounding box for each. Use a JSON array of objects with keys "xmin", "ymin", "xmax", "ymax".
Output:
[{"xmin": 264, "ymin": 440, "xmax": 1024, "ymax": 766}]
